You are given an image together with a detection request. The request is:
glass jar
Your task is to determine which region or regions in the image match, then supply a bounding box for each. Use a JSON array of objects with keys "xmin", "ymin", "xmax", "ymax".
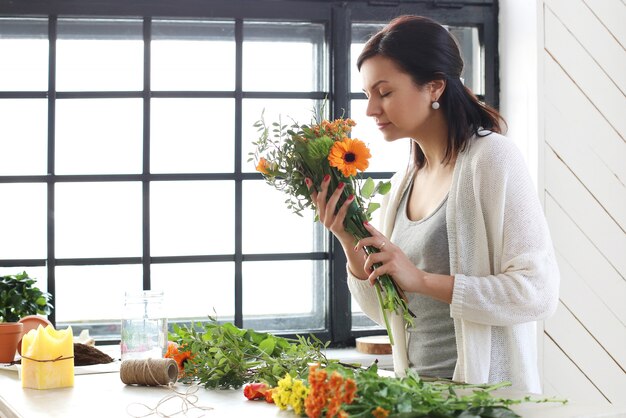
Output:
[{"xmin": 120, "ymin": 290, "xmax": 168, "ymax": 361}]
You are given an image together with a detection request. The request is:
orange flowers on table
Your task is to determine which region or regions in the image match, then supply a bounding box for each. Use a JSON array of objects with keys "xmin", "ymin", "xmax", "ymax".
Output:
[
  {"xmin": 164, "ymin": 341, "xmax": 193, "ymax": 377},
  {"xmin": 305, "ymin": 364, "xmax": 356, "ymax": 418},
  {"xmin": 372, "ymin": 406, "xmax": 390, "ymax": 418},
  {"xmin": 243, "ymin": 382, "xmax": 272, "ymax": 401}
]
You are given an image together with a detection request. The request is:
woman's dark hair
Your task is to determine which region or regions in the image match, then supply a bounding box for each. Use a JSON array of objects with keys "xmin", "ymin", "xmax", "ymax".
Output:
[{"xmin": 357, "ymin": 15, "xmax": 505, "ymax": 168}]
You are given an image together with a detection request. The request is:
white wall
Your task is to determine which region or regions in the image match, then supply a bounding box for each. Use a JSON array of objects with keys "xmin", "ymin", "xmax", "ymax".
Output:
[{"xmin": 499, "ymin": 0, "xmax": 626, "ymax": 404}]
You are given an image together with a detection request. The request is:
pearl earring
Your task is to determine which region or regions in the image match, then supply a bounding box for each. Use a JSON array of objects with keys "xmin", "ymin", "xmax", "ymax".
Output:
[{"xmin": 431, "ymin": 100, "xmax": 440, "ymax": 110}]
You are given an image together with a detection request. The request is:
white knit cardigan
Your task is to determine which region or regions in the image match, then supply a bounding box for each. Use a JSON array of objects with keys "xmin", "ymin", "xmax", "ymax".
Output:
[{"xmin": 348, "ymin": 132, "xmax": 560, "ymax": 393}]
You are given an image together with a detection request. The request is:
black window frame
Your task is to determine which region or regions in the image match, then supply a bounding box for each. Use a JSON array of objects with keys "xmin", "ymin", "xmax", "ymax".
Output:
[{"xmin": 0, "ymin": 0, "xmax": 499, "ymax": 347}]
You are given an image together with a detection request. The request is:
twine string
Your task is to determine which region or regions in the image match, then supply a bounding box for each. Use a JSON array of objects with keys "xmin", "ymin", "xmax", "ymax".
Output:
[
  {"xmin": 126, "ymin": 383, "xmax": 214, "ymax": 418},
  {"xmin": 20, "ymin": 355, "xmax": 74, "ymax": 363},
  {"xmin": 120, "ymin": 358, "xmax": 178, "ymax": 386},
  {"xmin": 121, "ymin": 358, "xmax": 213, "ymax": 417}
]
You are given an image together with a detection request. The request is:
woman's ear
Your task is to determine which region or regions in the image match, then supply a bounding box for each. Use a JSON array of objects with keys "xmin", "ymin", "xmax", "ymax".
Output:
[{"xmin": 430, "ymin": 79, "xmax": 446, "ymax": 101}]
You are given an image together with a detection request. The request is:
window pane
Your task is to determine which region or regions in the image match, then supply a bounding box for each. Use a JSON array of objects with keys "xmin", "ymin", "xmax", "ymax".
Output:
[
  {"xmin": 0, "ymin": 18, "xmax": 48, "ymax": 91},
  {"xmin": 152, "ymin": 20, "xmax": 235, "ymax": 91},
  {"xmin": 450, "ymin": 27, "xmax": 483, "ymax": 95},
  {"xmin": 243, "ymin": 22, "xmax": 326, "ymax": 92},
  {"xmin": 0, "ymin": 184, "xmax": 46, "ymax": 259},
  {"xmin": 242, "ymin": 98, "xmax": 322, "ymax": 173},
  {"xmin": 350, "ymin": 99, "xmax": 410, "ymax": 172},
  {"xmin": 151, "ymin": 98, "xmax": 234, "ymax": 174},
  {"xmin": 242, "ymin": 260, "xmax": 325, "ymax": 330},
  {"xmin": 55, "ymin": 182, "xmax": 142, "ymax": 258},
  {"xmin": 55, "ymin": 264, "xmax": 143, "ymax": 322},
  {"xmin": 350, "ymin": 23, "xmax": 384, "ymax": 93},
  {"xmin": 0, "ymin": 99, "xmax": 47, "ymax": 175},
  {"xmin": 56, "ymin": 18, "xmax": 143, "ymax": 91},
  {"xmin": 150, "ymin": 181, "xmax": 234, "ymax": 256},
  {"xmin": 151, "ymin": 262, "xmax": 235, "ymax": 320},
  {"xmin": 243, "ymin": 180, "xmax": 323, "ymax": 253},
  {"xmin": 55, "ymin": 99, "xmax": 143, "ymax": 175}
]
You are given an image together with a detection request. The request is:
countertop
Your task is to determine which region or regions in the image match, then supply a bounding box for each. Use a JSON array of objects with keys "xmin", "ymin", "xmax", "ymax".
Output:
[{"xmin": 1, "ymin": 348, "xmax": 625, "ymax": 418}]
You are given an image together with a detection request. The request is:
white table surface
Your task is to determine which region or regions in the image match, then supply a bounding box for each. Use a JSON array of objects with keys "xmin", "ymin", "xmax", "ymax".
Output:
[{"xmin": 1, "ymin": 348, "xmax": 625, "ymax": 418}]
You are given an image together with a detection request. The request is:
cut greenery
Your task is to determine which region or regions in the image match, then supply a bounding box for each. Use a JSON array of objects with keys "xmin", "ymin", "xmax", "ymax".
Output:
[{"xmin": 169, "ymin": 319, "xmax": 566, "ymax": 418}]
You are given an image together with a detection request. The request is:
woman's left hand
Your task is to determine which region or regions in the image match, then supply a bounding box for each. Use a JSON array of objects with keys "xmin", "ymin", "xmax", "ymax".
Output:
[{"xmin": 355, "ymin": 222, "xmax": 424, "ymax": 293}]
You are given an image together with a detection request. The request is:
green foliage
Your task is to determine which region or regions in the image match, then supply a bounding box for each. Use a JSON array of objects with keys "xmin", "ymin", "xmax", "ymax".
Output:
[
  {"xmin": 169, "ymin": 321, "xmax": 567, "ymax": 417},
  {"xmin": 342, "ymin": 364, "xmax": 565, "ymax": 418},
  {"xmin": 0, "ymin": 271, "xmax": 53, "ymax": 323},
  {"xmin": 249, "ymin": 111, "xmax": 390, "ymax": 219},
  {"xmin": 168, "ymin": 318, "xmax": 329, "ymax": 389}
]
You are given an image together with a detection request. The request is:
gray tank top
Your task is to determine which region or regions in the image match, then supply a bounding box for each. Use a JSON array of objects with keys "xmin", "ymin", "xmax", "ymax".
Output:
[{"xmin": 390, "ymin": 178, "xmax": 458, "ymax": 379}]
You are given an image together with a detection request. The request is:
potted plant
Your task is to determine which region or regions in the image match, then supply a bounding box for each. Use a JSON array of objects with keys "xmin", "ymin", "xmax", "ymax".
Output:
[{"xmin": 0, "ymin": 271, "xmax": 53, "ymax": 362}]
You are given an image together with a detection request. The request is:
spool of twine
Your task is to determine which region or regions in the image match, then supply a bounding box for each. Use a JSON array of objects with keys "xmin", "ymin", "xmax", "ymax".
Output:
[{"xmin": 120, "ymin": 358, "xmax": 179, "ymax": 386}]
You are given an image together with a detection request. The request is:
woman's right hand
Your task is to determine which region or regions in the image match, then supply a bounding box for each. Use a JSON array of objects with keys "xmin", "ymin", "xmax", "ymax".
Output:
[
  {"xmin": 306, "ymin": 174, "xmax": 372, "ymax": 281},
  {"xmin": 306, "ymin": 174, "xmax": 355, "ymax": 246}
]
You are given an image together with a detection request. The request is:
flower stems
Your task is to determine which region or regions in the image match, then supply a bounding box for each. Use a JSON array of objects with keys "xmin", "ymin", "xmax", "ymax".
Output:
[{"xmin": 373, "ymin": 280, "xmax": 394, "ymax": 345}]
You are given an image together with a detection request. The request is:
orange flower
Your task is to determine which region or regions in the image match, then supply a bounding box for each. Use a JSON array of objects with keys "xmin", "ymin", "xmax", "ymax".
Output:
[
  {"xmin": 243, "ymin": 382, "xmax": 270, "ymax": 400},
  {"xmin": 343, "ymin": 378, "xmax": 357, "ymax": 404},
  {"xmin": 264, "ymin": 387, "xmax": 275, "ymax": 403},
  {"xmin": 328, "ymin": 138, "xmax": 371, "ymax": 177},
  {"xmin": 164, "ymin": 341, "xmax": 193, "ymax": 377},
  {"xmin": 256, "ymin": 157, "xmax": 271, "ymax": 174},
  {"xmin": 372, "ymin": 406, "xmax": 390, "ymax": 418},
  {"xmin": 305, "ymin": 364, "xmax": 356, "ymax": 418}
]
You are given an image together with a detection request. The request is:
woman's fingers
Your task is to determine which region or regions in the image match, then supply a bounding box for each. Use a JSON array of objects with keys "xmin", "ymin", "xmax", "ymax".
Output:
[
  {"xmin": 305, "ymin": 176, "xmax": 351, "ymax": 235},
  {"xmin": 353, "ymin": 222, "xmax": 388, "ymax": 253}
]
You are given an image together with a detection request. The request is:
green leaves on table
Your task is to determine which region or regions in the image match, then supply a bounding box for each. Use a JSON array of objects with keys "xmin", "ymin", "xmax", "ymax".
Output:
[{"xmin": 169, "ymin": 319, "xmax": 328, "ymax": 389}]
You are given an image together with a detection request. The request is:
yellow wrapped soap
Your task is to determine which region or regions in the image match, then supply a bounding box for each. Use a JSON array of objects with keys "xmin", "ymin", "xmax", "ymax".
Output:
[{"xmin": 21, "ymin": 325, "xmax": 74, "ymax": 390}]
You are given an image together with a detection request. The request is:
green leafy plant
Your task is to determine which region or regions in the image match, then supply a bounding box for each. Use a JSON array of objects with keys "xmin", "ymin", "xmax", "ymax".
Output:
[
  {"xmin": 0, "ymin": 271, "xmax": 52, "ymax": 323},
  {"xmin": 168, "ymin": 317, "xmax": 330, "ymax": 389}
]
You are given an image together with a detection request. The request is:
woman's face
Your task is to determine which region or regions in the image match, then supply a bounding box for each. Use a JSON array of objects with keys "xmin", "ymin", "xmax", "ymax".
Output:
[{"xmin": 360, "ymin": 55, "xmax": 435, "ymax": 142}]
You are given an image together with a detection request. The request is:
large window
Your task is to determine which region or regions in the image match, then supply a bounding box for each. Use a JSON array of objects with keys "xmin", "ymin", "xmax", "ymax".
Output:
[{"xmin": 0, "ymin": 0, "xmax": 498, "ymax": 345}]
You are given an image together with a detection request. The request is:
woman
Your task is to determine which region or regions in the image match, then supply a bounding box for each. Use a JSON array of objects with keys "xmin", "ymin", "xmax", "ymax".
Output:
[{"xmin": 307, "ymin": 15, "xmax": 559, "ymax": 393}]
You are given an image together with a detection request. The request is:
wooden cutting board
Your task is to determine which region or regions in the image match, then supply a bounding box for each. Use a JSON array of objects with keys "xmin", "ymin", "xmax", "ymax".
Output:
[{"xmin": 355, "ymin": 335, "xmax": 392, "ymax": 355}]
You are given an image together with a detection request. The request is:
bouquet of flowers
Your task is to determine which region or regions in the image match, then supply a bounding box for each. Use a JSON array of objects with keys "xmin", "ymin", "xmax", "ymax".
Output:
[{"xmin": 250, "ymin": 110, "xmax": 414, "ymax": 344}]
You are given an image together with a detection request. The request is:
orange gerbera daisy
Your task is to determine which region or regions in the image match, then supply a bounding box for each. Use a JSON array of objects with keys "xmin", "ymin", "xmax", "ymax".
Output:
[{"xmin": 328, "ymin": 138, "xmax": 371, "ymax": 177}]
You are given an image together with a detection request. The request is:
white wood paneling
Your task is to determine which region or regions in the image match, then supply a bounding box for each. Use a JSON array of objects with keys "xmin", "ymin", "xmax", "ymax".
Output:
[
  {"xmin": 545, "ymin": 301, "xmax": 626, "ymax": 403},
  {"xmin": 544, "ymin": 3, "xmax": 626, "ymax": 136},
  {"xmin": 544, "ymin": 54, "xmax": 626, "ymax": 189},
  {"xmin": 544, "ymin": 148, "xmax": 626, "ymax": 276},
  {"xmin": 582, "ymin": 0, "xmax": 626, "ymax": 48},
  {"xmin": 538, "ymin": 0, "xmax": 626, "ymax": 404},
  {"xmin": 545, "ymin": 95, "xmax": 626, "ymax": 231},
  {"xmin": 547, "ymin": 0, "xmax": 626, "ymax": 94},
  {"xmin": 543, "ymin": 336, "xmax": 608, "ymax": 403},
  {"xmin": 554, "ymin": 253, "xmax": 626, "ymax": 369},
  {"xmin": 545, "ymin": 194, "xmax": 626, "ymax": 325}
]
